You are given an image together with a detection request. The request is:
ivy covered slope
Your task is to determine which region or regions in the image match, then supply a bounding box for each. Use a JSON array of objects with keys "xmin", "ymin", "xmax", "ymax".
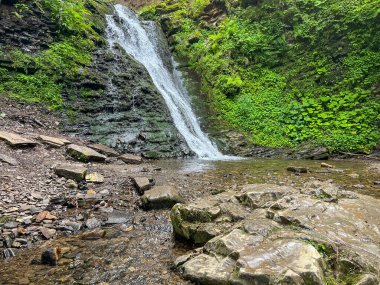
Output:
[
  {"xmin": 0, "ymin": 0, "xmax": 111, "ymax": 110},
  {"xmin": 141, "ymin": 0, "xmax": 380, "ymax": 153}
]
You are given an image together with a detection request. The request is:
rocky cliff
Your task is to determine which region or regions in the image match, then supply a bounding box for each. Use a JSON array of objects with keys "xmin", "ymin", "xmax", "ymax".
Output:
[{"xmin": 0, "ymin": 0, "xmax": 191, "ymax": 158}]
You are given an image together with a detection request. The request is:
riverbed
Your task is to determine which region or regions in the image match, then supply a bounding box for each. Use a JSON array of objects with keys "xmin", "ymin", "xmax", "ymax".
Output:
[{"xmin": 0, "ymin": 157, "xmax": 379, "ymax": 285}]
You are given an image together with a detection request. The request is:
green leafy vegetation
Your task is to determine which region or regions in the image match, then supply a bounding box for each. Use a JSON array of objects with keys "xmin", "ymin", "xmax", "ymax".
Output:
[
  {"xmin": 0, "ymin": 0, "xmax": 110, "ymax": 110},
  {"xmin": 141, "ymin": 0, "xmax": 380, "ymax": 153}
]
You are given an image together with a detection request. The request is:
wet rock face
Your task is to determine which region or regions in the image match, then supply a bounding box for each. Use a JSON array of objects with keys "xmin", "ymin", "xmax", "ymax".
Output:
[
  {"xmin": 63, "ymin": 45, "xmax": 191, "ymax": 158},
  {"xmin": 173, "ymin": 182, "xmax": 380, "ymax": 284},
  {"xmin": 0, "ymin": 3, "xmax": 54, "ymax": 53}
]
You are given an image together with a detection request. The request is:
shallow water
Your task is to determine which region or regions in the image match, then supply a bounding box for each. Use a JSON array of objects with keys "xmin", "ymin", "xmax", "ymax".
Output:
[
  {"xmin": 153, "ymin": 158, "xmax": 380, "ymax": 198},
  {"xmin": 0, "ymin": 158, "xmax": 378, "ymax": 285}
]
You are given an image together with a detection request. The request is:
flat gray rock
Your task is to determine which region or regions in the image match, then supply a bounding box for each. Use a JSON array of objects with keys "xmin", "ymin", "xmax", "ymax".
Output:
[
  {"xmin": 86, "ymin": 217, "xmax": 102, "ymax": 229},
  {"xmin": 88, "ymin": 143, "xmax": 119, "ymax": 157},
  {"xmin": 132, "ymin": 176, "xmax": 155, "ymax": 194},
  {"xmin": 38, "ymin": 135, "xmax": 70, "ymax": 147},
  {"xmin": 66, "ymin": 144, "xmax": 106, "ymax": 162},
  {"xmin": 0, "ymin": 153, "xmax": 18, "ymax": 166},
  {"xmin": 0, "ymin": 131, "xmax": 37, "ymax": 147},
  {"xmin": 85, "ymin": 172, "xmax": 105, "ymax": 183},
  {"xmin": 119, "ymin": 153, "xmax": 142, "ymax": 164},
  {"xmin": 141, "ymin": 186, "xmax": 183, "ymax": 209},
  {"xmin": 55, "ymin": 164, "xmax": 87, "ymax": 182}
]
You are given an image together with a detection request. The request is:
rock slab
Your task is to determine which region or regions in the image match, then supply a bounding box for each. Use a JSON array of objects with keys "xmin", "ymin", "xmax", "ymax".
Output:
[
  {"xmin": 0, "ymin": 131, "xmax": 37, "ymax": 147},
  {"xmin": 119, "ymin": 153, "xmax": 142, "ymax": 164},
  {"xmin": 55, "ymin": 164, "xmax": 87, "ymax": 182},
  {"xmin": 38, "ymin": 135, "xmax": 70, "ymax": 147},
  {"xmin": 0, "ymin": 153, "xmax": 18, "ymax": 166},
  {"xmin": 88, "ymin": 143, "xmax": 119, "ymax": 157},
  {"xmin": 66, "ymin": 144, "xmax": 106, "ymax": 162}
]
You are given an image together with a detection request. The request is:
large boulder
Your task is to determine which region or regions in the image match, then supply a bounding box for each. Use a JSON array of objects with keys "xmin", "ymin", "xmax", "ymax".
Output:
[{"xmin": 173, "ymin": 182, "xmax": 380, "ymax": 284}]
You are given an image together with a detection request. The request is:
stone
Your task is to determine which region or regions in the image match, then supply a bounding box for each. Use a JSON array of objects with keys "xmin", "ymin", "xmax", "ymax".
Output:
[
  {"xmin": 3, "ymin": 248, "xmax": 15, "ymax": 259},
  {"xmin": 17, "ymin": 277, "xmax": 30, "ymax": 285},
  {"xmin": 86, "ymin": 217, "xmax": 101, "ymax": 229},
  {"xmin": 41, "ymin": 248, "xmax": 60, "ymax": 266},
  {"xmin": 232, "ymin": 240, "xmax": 325, "ymax": 285},
  {"xmin": 204, "ymin": 229, "xmax": 263, "ymax": 256},
  {"xmin": 348, "ymin": 173, "xmax": 360, "ymax": 179},
  {"xmin": 81, "ymin": 230, "xmax": 107, "ymax": 240},
  {"xmin": 106, "ymin": 217, "xmax": 127, "ymax": 225},
  {"xmin": 65, "ymin": 179, "xmax": 78, "ymax": 189},
  {"xmin": 181, "ymin": 254, "xmax": 235, "ymax": 284},
  {"xmin": 88, "ymin": 143, "xmax": 119, "ymax": 157},
  {"xmin": 99, "ymin": 189, "xmax": 110, "ymax": 196},
  {"xmin": 55, "ymin": 164, "xmax": 87, "ymax": 182},
  {"xmin": 374, "ymin": 181, "xmax": 380, "ymax": 186},
  {"xmin": 17, "ymin": 227, "xmax": 28, "ymax": 235},
  {"xmin": 0, "ymin": 131, "xmax": 37, "ymax": 147},
  {"xmin": 85, "ymin": 172, "xmax": 105, "ymax": 183},
  {"xmin": 287, "ymin": 166, "xmax": 308, "ymax": 173},
  {"xmin": 66, "ymin": 144, "xmax": 106, "ymax": 162},
  {"xmin": 3, "ymin": 221, "xmax": 18, "ymax": 229},
  {"xmin": 12, "ymin": 241, "xmax": 22, "ymax": 248},
  {"xmin": 63, "ymin": 221, "xmax": 82, "ymax": 231},
  {"xmin": 141, "ymin": 186, "xmax": 183, "ymax": 209},
  {"xmin": 131, "ymin": 176, "xmax": 155, "ymax": 194},
  {"xmin": 321, "ymin": 162, "xmax": 334, "ymax": 168},
  {"xmin": 119, "ymin": 153, "xmax": 142, "ymax": 164},
  {"xmin": 38, "ymin": 135, "xmax": 70, "ymax": 147},
  {"xmin": 35, "ymin": 211, "xmax": 49, "ymax": 222},
  {"xmin": 40, "ymin": 227, "xmax": 56, "ymax": 239},
  {"xmin": 0, "ymin": 153, "xmax": 18, "ymax": 166},
  {"xmin": 170, "ymin": 201, "xmax": 229, "ymax": 244},
  {"xmin": 355, "ymin": 273, "xmax": 379, "ymax": 285},
  {"xmin": 237, "ymin": 184, "xmax": 295, "ymax": 209},
  {"xmin": 3, "ymin": 236, "xmax": 13, "ymax": 248}
]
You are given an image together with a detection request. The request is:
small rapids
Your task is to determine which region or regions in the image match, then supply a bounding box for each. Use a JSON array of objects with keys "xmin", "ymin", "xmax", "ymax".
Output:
[{"xmin": 105, "ymin": 5, "xmax": 231, "ymax": 160}]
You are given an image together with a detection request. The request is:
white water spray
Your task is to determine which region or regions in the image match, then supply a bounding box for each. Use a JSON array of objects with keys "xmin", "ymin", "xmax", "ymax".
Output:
[{"xmin": 106, "ymin": 5, "xmax": 229, "ymax": 159}]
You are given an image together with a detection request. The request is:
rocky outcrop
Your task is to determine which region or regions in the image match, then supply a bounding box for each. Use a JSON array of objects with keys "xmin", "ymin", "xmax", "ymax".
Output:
[
  {"xmin": 172, "ymin": 182, "xmax": 380, "ymax": 284},
  {"xmin": 62, "ymin": 43, "xmax": 191, "ymax": 158},
  {"xmin": 0, "ymin": 1, "xmax": 192, "ymax": 158}
]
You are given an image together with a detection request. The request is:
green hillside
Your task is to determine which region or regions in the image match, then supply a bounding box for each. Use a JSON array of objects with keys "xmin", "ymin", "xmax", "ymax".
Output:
[{"xmin": 140, "ymin": 0, "xmax": 380, "ymax": 153}]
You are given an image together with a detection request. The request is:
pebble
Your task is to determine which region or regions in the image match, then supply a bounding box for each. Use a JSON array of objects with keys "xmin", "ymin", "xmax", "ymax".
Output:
[
  {"xmin": 86, "ymin": 217, "xmax": 101, "ymax": 229},
  {"xmin": 3, "ymin": 222, "xmax": 19, "ymax": 229},
  {"xmin": 348, "ymin": 173, "xmax": 360, "ymax": 179},
  {"xmin": 287, "ymin": 166, "xmax": 308, "ymax": 173}
]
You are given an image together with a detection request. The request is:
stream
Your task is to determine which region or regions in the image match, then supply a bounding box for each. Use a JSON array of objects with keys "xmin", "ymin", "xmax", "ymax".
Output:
[{"xmin": 0, "ymin": 158, "xmax": 378, "ymax": 284}]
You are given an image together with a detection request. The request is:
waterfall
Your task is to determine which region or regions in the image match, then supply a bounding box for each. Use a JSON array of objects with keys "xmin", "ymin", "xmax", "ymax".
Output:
[{"xmin": 105, "ymin": 5, "xmax": 228, "ymax": 160}]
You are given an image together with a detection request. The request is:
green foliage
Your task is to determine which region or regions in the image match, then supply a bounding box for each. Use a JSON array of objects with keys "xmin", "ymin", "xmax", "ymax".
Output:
[
  {"xmin": 143, "ymin": 0, "xmax": 380, "ymax": 152},
  {"xmin": 0, "ymin": 0, "xmax": 110, "ymax": 109}
]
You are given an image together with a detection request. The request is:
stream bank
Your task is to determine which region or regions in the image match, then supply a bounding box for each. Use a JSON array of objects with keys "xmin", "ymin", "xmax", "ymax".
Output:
[{"xmin": 0, "ymin": 99, "xmax": 379, "ymax": 284}]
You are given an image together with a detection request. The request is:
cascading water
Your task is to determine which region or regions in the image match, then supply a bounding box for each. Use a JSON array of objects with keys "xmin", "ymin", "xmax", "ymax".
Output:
[{"xmin": 106, "ymin": 5, "xmax": 229, "ymax": 160}]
